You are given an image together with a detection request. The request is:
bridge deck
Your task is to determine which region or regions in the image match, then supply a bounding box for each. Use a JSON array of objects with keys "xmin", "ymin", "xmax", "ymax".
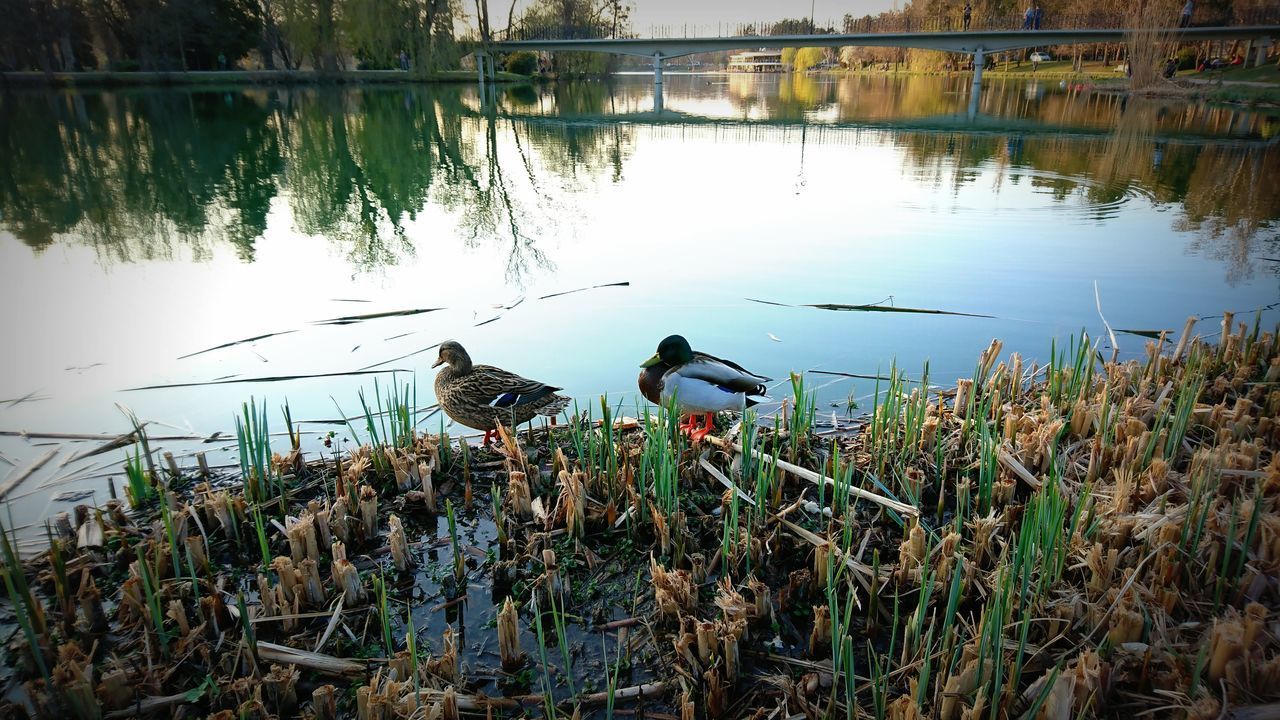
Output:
[{"xmin": 485, "ymin": 26, "xmax": 1279, "ymax": 57}]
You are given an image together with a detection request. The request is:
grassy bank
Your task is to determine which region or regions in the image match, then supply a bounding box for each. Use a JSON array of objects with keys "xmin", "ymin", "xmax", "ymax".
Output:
[
  {"xmin": 1, "ymin": 69, "xmax": 527, "ymax": 88},
  {"xmin": 1, "ymin": 317, "xmax": 1277, "ymax": 719}
]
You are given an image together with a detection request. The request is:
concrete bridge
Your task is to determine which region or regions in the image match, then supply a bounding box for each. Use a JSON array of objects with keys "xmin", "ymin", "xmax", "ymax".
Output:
[{"xmin": 471, "ymin": 25, "xmax": 1279, "ymax": 94}]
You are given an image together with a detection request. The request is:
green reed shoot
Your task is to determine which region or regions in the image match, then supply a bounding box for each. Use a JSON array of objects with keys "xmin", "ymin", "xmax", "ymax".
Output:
[
  {"xmin": 405, "ymin": 608, "xmax": 421, "ymax": 707},
  {"xmin": 438, "ymin": 417, "xmax": 452, "ymax": 468},
  {"xmin": 565, "ymin": 400, "xmax": 589, "ymax": 466},
  {"xmin": 640, "ymin": 396, "xmax": 682, "ymax": 518},
  {"xmin": 236, "ymin": 591, "xmax": 259, "ymax": 666},
  {"xmin": 459, "ymin": 437, "xmax": 471, "ymax": 490},
  {"xmin": 183, "ymin": 542, "xmax": 203, "ymax": 613},
  {"xmin": 251, "ymin": 504, "xmax": 270, "ymax": 570},
  {"xmin": 119, "ymin": 405, "xmax": 159, "ymax": 484},
  {"xmin": 135, "ymin": 542, "xmax": 170, "ymax": 657},
  {"xmin": 868, "ymin": 647, "xmax": 888, "ymax": 720},
  {"xmin": 1190, "ymin": 639, "xmax": 1210, "ymax": 696},
  {"xmin": 721, "ymin": 472, "xmax": 740, "ymax": 567},
  {"xmin": 446, "ymin": 499, "xmax": 464, "ymax": 583},
  {"xmin": 917, "ymin": 625, "xmax": 936, "ymax": 710},
  {"xmin": 838, "ymin": 634, "xmax": 857, "ymax": 720},
  {"xmin": 44, "ymin": 528, "xmax": 70, "ymax": 618},
  {"xmin": 0, "ymin": 517, "xmax": 49, "ymax": 681},
  {"xmin": 160, "ymin": 499, "xmax": 183, "ymax": 580},
  {"xmin": 1214, "ymin": 495, "xmax": 1240, "ymax": 610},
  {"xmin": 1232, "ymin": 491, "xmax": 1264, "ymax": 593},
  {"xmin": 908, "ymin": 533, "xmax": 936, "ymax": 659},
  {"xmin": 531, "ymin": 595, "xmax": 557, "ymax": 718},
  {"xmin": 549, "ymin": 586, "xmax": 575, "ymax": 696},
  {"xmin": 0, "ymin": 564, "xmax": 49, "ymax": 682},
  {"xmin": 375, "ymin": 573, "xmax": 394, "ymax": 655},
  {"xmin": 236, "ymin": 397, "xmax": 275, "ymax": 503},
  {"xmin": 787, "ymin": 372, "xmax": 816, "ymax": 460},
  {"xmin": 599, "ymin": 395, "xmax": 621, "ymax": 489},
  {"xmin": 604, "ymin": 632, "xmax": 623, "ymax": 720},
  {"xmin": 1164, "ymin": 372, "xmax": 1203, "ymax": 461},
  {"xmin": 282, "ymin": 399, "xmax": 300, "ymax": 453},
  {"xmin": 492, "ymin": 482, "xmax": 507, "ymax": 546},
  {"xmin": 124, "ymin": 443, "xmax": 157, "ymax": 508},
  {"xmin": 977, "ymin": 421, "xmax": 999, "ymax": 515}
]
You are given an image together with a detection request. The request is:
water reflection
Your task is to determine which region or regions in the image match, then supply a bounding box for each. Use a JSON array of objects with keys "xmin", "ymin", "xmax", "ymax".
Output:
[{"xmin": 0, "ymin": 77, "xmax": 1276, "ymax": 283}]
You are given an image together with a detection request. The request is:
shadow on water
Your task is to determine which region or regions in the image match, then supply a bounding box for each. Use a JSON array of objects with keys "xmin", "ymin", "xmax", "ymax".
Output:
[{"xmin": 0, "ymin": 76, "xmax": 1276, "ymax": 283}]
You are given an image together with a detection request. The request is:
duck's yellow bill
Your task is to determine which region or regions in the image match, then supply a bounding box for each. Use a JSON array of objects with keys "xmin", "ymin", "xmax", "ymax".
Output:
[{"xmin": 639, "ymin": 352, "xmax": 662, "ymax": 368}]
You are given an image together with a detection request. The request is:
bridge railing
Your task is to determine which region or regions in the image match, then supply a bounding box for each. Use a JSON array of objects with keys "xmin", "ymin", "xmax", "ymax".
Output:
[{"xmin": 492, "ymin": 9, "xmax": 1280, "ymax": 42}]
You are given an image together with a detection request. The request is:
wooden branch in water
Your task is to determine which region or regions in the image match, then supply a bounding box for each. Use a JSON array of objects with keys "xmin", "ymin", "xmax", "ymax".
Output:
[
  {"xmin": 103, "ymin": 691, "xmax": 199, "ymax": 719},
  {"xmin": 998, "ymin": 448, "xmax": 1043, "ymax": 489},
  {"xmin": 0, "ymin": 448, "xmax": 58, "ymax": 500},
  {"xmin": 577, "ymin": 681, "xmax": 668, "ymax": 706},
  {"xmin": 256, "ymin": 641, "xmax": 365, "ymax": 676},
  {"xmin": 703, "ymin": 435, "xmax": 918, "ymax": 517},
  {"xmin": 1094, "ymin": 280, "xmax": 1120, "ymax": 364},
  {"xmin": 697, "ymin": 450, "xmax": 756, "ymax": 507}
]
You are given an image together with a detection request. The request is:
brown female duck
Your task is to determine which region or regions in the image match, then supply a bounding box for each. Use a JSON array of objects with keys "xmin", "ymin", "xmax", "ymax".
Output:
[{"xmin": 433, "ymin": 340, "xmax": 570, "ymax": 444}]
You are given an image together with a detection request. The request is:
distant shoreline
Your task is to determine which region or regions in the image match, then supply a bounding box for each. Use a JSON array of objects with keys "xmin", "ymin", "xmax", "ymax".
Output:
[{"xmin": 0, "ymin": 69, "xmax": 528, "ymax": 88}]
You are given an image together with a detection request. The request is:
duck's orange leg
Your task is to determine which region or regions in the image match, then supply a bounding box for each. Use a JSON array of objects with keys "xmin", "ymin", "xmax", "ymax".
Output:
[
  {"xmin": 481, "ymin": 429, "xmax": 495, "ymax": 446},
  {"xmin": 678, "ymin": 414, "xmax": 698, "ymax": 435},
  {"xmin": 688, "ymin": 413, "xmax": 716, "ymax": 443}
]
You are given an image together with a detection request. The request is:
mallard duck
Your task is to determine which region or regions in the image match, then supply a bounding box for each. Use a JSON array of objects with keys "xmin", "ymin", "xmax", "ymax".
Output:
[
  {"xmin": 433, "ymin": 340, "xmax": 570, "ymax": 444},
  {"xmin": 638, "ymin": 335, "xmax": 771, "ymax": 442}
]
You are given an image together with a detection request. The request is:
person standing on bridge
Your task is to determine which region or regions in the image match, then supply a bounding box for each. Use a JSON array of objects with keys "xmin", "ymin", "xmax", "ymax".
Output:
[
  {"xmin": 1179, "ymin": 0, "xmax": 1194, "ymax": 28},
  {"xmin": 963, "ymin": 2, "xmax": 972, "ymax": 30},
  {"xmin": 1023, "ymin": 5, "xmax": 1035, "ymax": 30},
  {"xmin": 1033, "ymin": 4, "xmax": 1044, "ymax": 30}
]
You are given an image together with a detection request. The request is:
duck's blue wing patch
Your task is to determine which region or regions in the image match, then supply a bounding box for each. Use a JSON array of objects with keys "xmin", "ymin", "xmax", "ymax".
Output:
[
  {"xmin": 489, "ymin": 385, "xmax": 557, "ymax": 408},
  {"xmin": 489, "ymin": 392, "xmax": 523, "ymax": 408}
]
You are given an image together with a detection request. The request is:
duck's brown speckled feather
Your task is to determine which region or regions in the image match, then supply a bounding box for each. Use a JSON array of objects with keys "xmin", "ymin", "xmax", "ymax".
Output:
[{"xmin": 436, "ymin": 364, "xmax": 569, "ymax": 432}]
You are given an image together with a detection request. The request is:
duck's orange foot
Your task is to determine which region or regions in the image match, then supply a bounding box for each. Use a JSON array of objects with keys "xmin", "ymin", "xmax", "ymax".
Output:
[
  {"xmin": 678, "ymin": 415, "xmax": 698, "ymax": 435},
  {"xmin": 687, "ymin": 413, "xmax": 716, "ymax": 444}
]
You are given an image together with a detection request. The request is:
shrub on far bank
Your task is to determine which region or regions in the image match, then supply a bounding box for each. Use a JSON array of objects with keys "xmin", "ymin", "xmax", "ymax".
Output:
[{"xmin": 505, "ymin": 51, "xmax": 538, "ymax": 75}]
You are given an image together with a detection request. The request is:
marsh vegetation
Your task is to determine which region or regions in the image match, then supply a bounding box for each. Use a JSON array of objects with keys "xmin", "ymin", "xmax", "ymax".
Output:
[{"xmin": 2, "ymin": 318, "xmax": 1279, "ymax": 718}]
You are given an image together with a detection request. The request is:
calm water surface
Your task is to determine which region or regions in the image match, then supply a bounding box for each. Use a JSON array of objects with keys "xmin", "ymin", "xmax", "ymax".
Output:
[{"xmin": 1, "ymin": 74, "xmax": 1277, "ymax": 535}]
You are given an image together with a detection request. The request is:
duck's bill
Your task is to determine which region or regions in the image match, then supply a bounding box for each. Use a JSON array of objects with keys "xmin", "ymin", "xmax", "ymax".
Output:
[
  {"xmin": 639, "ymin": 353, "xmax": 662, "ymax": 368},
  {"xmin": 431, "ymin": 358, "xmax": 445, "ymax": 368}
]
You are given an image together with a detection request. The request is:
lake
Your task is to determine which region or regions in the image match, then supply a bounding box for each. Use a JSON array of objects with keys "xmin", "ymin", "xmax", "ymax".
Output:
[{"xmin": 1, "ymin": 73, "xmax": 1277, "ymax": 538}]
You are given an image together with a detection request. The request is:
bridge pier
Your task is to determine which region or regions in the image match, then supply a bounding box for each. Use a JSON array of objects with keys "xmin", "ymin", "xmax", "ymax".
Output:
[
  {"xmin": 652, "ymin": 54, "xmax": 665, "ymax": 112},
  {"xmin": 968, "ymin": 48, "xmax": 985, "ymax": 120},
  {"xmin": 475, "ymin": 52, "xmax": 496, "ymax": 84},
  {"xmin": 970, "ymin": 48, "xmax": 985, "ymax": 95},
  {"xmin": 1253, "ymin": 39, "xmax": 1272, "ymax": 67}
]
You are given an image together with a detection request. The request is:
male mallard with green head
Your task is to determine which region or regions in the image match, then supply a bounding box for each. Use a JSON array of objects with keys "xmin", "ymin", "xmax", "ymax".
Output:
[
  {"xmin": 638, "ymin": 335, "xmax": 771, "ymax": 442},
  {"xmin": 433, "ymin": 340, "xmax": 570, "ymax": 445}
]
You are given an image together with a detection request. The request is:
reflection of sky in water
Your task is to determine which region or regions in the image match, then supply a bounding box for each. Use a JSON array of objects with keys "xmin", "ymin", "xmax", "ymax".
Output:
[{"xmin": 0, "ymin": 76, "xmax": 1276, "ymax": 531}]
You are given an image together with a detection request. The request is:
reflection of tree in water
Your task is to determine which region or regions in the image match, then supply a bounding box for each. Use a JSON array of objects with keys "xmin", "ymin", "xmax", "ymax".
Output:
[
  {"xmin": 0, "ymin": 85, "xmax": 637, "ymax": 284},
  {"xmin": 1178, "ymin": 144, "xmax": 1280, "ymax": 285},
  {"xmin": 1, "ymin": 83, "xmax": 1272, "ymax": 284},
  {"xmin": 0, "ymin": 90, "xmax": 280, "ymax": 261},
  {"xmin": 461, "ymin": 83, "xmax": 635, "ymax": 282},
  {"xmin": 894, "ymin": 101, "xmax": 1278, "ymax": 284}
]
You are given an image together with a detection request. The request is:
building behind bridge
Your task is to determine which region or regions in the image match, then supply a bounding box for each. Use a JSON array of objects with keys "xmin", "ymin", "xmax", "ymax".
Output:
[{"xmin": 727, "ymin": 51, "xmax": 785, "ymax": 72}]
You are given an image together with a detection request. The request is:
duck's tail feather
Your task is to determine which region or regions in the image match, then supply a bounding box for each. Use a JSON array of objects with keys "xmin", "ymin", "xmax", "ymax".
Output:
[
  {"xmin": 536, "ymin": 394, "xmax": 572, "ymax": 417},
  {"xmin": 744, "ymin": 392, "xmax": 772, "ymax": 408}
]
